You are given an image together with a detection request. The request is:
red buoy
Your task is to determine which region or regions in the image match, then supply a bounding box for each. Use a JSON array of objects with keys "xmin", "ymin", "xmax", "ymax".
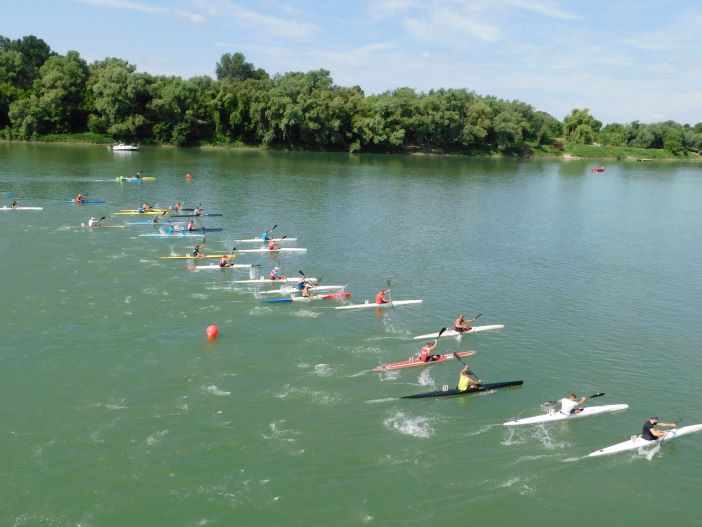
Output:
[{"xmin": 206, "ymin": 324, "xmax": 219, "ymax": 341}]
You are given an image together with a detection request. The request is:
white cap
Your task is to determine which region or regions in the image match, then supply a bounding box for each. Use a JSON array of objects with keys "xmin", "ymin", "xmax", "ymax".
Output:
[{"xmin": 90, "ymin": 217, "xmax": 95, "ymax": 220}]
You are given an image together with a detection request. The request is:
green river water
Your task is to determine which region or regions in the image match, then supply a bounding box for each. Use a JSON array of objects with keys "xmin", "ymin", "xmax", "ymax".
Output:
[{"xmin": 1, "ymin": 143, "xmax": 701, "ymax": 526}]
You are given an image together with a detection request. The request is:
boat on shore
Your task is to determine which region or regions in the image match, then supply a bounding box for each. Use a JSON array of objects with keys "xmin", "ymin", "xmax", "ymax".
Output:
[{"xmin": 108, "ymin": 143, "xmax": 139, "ymax": 151}]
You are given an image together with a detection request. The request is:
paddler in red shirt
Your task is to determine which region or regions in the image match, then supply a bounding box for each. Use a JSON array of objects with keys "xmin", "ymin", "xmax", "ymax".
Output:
[
  {"xmin": 375, "ymin": 289, "xmax": 390, "ymax": 304},
  {"xmin": 419, "ymin": 339, "xmax": 440, "ymax": 362}
]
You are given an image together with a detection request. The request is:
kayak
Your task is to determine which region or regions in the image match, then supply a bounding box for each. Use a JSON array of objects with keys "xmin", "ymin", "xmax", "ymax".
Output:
[
  {"xmin": 235, "ymin": 247, "xmax": 307, "ymax": 254},
  {"xmin": 160, "ymin": 254, "xmax": 233, "ymax": 260},
  {"xmin": 138, "ymin": 232, "xmax": 204, "ymax": 238},
  {"xmin": 232, "ymin": 237, "xmax": 297, "ymax": 244},
  {"xmin": 119, "ymin": 208, "xmax": 170, "ymax": 213},
  {"xmin": 373, "ymin": 351, "xmax": 476, "ymax": 372},
  {"xmin": 263, "ymin": 292, "xmax": 351, "ymax": 303},
  {"xmin": 192, "ymin": 264, "xmax": 258, "ymax": 270},
  {"xmin": 413, "ymin": 325, "xmax": 505, "ymax": 340},
  {"xmin": 335, "ymin": 300, "xmax": 422, "ymax": 311},
  {"xmin": 231, "ymin": 277, "xmax": 318, "ymax": 284},
  {"xmin": 169, "ymin": 213, "xmax": 222, "ymax": 218},
  {"xmin": 66, "ymin": 199, "xmax": 105, "ymax": 204},
  {"xmin": 503, "ymin": 404, "xmax": 629, "ymax": 426},
  {"xmin": 79, "ymin": 223, "xmax": 125, "ymax": 228},
  {"xmin": 115, "ymin": 211, "xmax": 170, "ymax": 216},
  {"xmin": 186, "ymin": 227, "xmax": 223, "ymax": 232},
  {"xmin": 258, "ymin": 285, "xmax": 346, "ymax": 295},
  {"xmin": 125, "ymin": 221, "xmax": 169, "ymax": 225},
  {"xmin": 1, "ymin": 206, "xmax": 43, "ymax": 211},
  {"xmin": 587, "ymin": 424, "xmax": 702, "ymax": 458},
  {"xmin": 402, "ymin": 380, "xmax": 524, "ymax": 399},
  {"xmin": 116, "ymin": 176, "xmax": 156, "ymax": 182}
]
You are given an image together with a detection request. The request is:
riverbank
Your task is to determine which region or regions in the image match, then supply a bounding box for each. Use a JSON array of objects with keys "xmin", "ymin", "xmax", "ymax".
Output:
[{"xmin": 3, "ymin": 135, "xmax": 701, "ymax": 161}]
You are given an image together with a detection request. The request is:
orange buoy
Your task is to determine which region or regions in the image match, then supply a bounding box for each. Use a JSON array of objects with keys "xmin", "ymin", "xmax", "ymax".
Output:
[
  {"xmin": 206, "ymin": 324, "xmax": 219, "ymax": 341},
  {"xmin": 185, "ymin": 173, "xmax": 192, "ymax": 181}
]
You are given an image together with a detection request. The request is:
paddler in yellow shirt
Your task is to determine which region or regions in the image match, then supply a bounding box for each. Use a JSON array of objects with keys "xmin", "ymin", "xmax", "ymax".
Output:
[{"xmin": 457, "ymin": 366, "xmax": 481, "ymax": 392}]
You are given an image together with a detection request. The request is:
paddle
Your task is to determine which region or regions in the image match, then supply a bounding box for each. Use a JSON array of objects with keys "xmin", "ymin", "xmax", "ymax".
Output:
[
  {"xmin": 435, "ymin": 326, "xmax": 447, "ymax": 343},
  {"xmin": 271, "ymin": 224, "xmax": 278, "ymax": 232},
  {"xmin": 544, "ymin": 392, "xmax": 605, "ymax": 407}
]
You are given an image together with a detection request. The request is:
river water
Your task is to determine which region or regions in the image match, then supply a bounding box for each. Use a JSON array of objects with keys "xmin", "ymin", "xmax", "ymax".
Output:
[{"xmin": 1, "ymin": 143, "xmax": 701, "ymax": 526}]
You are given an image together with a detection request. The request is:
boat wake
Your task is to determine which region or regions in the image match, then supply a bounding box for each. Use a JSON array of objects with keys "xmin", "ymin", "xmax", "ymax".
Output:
[
  {"xmin": 203, "ymin": 384, "xmax": 231, "ymax": 396},
  {"xmin": 365, "ymin": 397, "xmax": 396, "ymax": 404},
  {"xmin": 383, "ymin": 411, "xmax": 435, "ymax": 438}
]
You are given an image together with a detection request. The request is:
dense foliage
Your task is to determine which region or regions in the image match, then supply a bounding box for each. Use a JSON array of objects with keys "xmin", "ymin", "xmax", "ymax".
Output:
[{"xmin": 1, "ymin": 35, "xmax": 701, "ymax": 154}]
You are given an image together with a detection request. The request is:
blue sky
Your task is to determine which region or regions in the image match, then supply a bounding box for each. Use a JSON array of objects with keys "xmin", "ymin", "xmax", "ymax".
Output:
[{"xmin": 3, "ymin": 0, "xmax": 702, "ymax": 124}]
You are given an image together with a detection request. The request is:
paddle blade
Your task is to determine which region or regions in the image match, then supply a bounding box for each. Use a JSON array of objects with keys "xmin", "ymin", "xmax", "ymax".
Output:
[
  {"xmin": 298, "ymin": 270, "xmax": 305, "ymax": 276},
  {"xmin": 589, "ymin": 392, "xmax": 605, "ymax": 399},
  {"xmin": 474, "ymin": 313, "xmax": 482, "ymax": 319},
  {"xmin": 271, "ymin": 224, "xmax": 278, "ymax": 231},
  {"xmin": 436, "ymin": 327, "xmax": 447, "ymax": 340}
]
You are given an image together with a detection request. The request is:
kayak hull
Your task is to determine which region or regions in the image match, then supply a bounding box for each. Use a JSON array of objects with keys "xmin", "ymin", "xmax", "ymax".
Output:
[
  {"xmin": 402, "ymin": 380, "xmax": 523, "ymax": 399},
  {"xmin": 116, "ymin": 176, "xmax": 156, "ymax": 182},
  {"xmin": 139, "ymin": 233, "xmax": 204, "ymax": 238},
  {"xmin": 413, "ymin": 325, "xmax": 505, "ymax": 340},
  {"xmin": 263, "ymin": 292, "xmax": 351, "ymax": 303},
  {"xmin": 66, "ymin": 200, "xmax": 105, "ymax": 204},
  {"xmin": 193, "ymin": 264, "xmax": 257, "ymax": 270},
  {"xmin": 231, "ymin": 277, "xmax": 317, "ymax": 284},
  {"xmin": 373, "ymin": 351, "xmax": 476, "ymax": 371},
  {"xmin": 169, "ymin": 213, "xmax": 222, "ymax": 218},
  {"xmin": 503, "ymin": 404, "xmax": 629, "ymax": 426},
  {"xmin": 235, "ymin": 248, "xmax": 307, "ymax": 254},
  {"xmin": 1, "ymin": 206, "xmax": 43, "ymax": 211},
  {"xmin": 160, "ymin": 255, "xmax": 231, "ymax": 260},
  {"xmin": 587, "ymin": 424, "xmax": 702, "ymax": 457},
  {"xmin": 258, "ymin": 285, "xmax": 345, "ymax": 295},
  {"xmin": 335, "ymin": 300, "xmax": 422, "ymax": 310},
  {"xmin": 232, "ymin": 237, "xmax": 297, "ymax": 244}
]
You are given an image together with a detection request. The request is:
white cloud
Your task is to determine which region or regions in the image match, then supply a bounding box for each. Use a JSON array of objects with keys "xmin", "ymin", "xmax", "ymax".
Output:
[
  {"xmin": 506, "ymin": 0, "xmax": 579, "ymax": 20},
  {"xmin": 404, "ymin": 8, "xmax": 501, "ymax": 43},
  {"xmin": 74, "ymin": 0, "xmax": 206, "ymax": 22},
  {"xmin": 208, "ymin": 1, "xmax": 319, "ymax": 39}
]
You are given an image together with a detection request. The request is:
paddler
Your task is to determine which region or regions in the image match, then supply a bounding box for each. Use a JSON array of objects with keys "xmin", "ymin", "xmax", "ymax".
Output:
[
  {"xmin": 187, "ymin": 219, "xmax": 196, "ymax": 232},
  {"xmin": 454, "ymin": 314, "xmax": 474, "ymax": 333},
  {"xmin": 88, "ymin": 216, "xmax": 98, "ymax": 227},
  {"xmin": 262, "ymin": 230, "xmax": 271, "ymax": 242},
  {"xmin": 191, "ymin": 245, "xmax": 203, "ymax": 258},
  {"xmin": 558, "ymin": 394, "xmax": 586, "ymax": 415},
  {"xmin": 166, "ymin": 224, "xmax": 175, "ymax": 235},
  {"xmin": 174, "ymin": 201, "xmax": 183, "ymax": 212},
  {"xmin": 457, "ymin": 365, "xmax": 481, "ymax": 392},
  {"xmin": 375, "ymin": 289, "xmax": 390, "ymax": 304},
  {"xmin": 218, "ymin": 255, "xmax": 233, "ymax": 268},
  {"xmin": 419, "ymin": 339, "xmax": 441, "ymax": 362},
  {"xmin": 75, "ymin": 193, "xmax": 84, "ymax": 204},
  {"xmin": 642, "ymin": 416, "xmax": 677, "ymax": 441},
  {"xmin": 135, "ymin": 171, "xmax": 143, "ymax": 179},
  {"xmin": 269, "ymin": 266, "xmax": 284, "ymax": 280},
  {"xmin": 301, "ymin": 282, "xmax": 316, "ymax": 298},
  {"xmin": 194, "ymin": 205, "xmax": 204, "ymax": 216},
  {"xmin": 10, "ymin": 200, "xmax": 18, "ymax": 208},
  {"xmin": 152, "ymin": 215, "xmax": 161, "ymax": 223},
  {"xmin": 267, "ymin": 239, "xmax": 279, "ymax": 251}
]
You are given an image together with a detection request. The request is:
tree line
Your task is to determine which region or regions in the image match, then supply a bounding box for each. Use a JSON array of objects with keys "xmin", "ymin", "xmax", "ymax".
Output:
[{"xmin": 1, "ymin": 34, "xmax": 701, "ymax": 154}]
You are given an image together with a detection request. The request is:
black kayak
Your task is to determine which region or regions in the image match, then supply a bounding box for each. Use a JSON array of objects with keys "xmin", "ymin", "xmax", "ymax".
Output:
[
  {"xmin": 169, "ymin": 213, "xmax": 223, "ymax": 218},
  {"xmin": 401, "ymin": 380, "xmax": 523, "ymax": 399}
]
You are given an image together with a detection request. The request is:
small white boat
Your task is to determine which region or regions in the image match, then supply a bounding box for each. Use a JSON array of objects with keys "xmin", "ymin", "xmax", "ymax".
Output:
[
  {"xmin": 335, "ymin": 300, "xmax": 422, "ymax": 311},
  {"xmin": 232, "ymin": 237, "xmax": 297, "ymax": 244},
  {"xmin": 109, "ymin": 143, "xmax": 139, "ymax": 151},
  {"xmin": 587, "ymin": 424, "xmax": 702, "ymax": 458},
  {"xmin": 235, "ymin": 247, "xmax": 307, "ymax": 254},
  {"xmin": 1, "ymin": 206, "xmax": 43, "ymax": 211},
  {"xmin": 413, "ymin": 325, "xmax": 504, "ymax": 340},
  {"xmin": 503, "ymin": 404, "xmax": 629, "ymax": 426}
]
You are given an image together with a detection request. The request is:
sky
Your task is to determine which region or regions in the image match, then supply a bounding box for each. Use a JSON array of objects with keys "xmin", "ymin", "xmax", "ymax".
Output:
[{"xmin": 3, "ymin": 0, "xmax": 702, "ymax": 125}]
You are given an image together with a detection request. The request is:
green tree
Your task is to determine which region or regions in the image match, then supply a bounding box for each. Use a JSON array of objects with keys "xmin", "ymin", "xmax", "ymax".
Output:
[
  {"xmin": 215, "ymin": 52, "xmax": 268, "ymax": 82},
  {"xmin": 35, "ymin": 51, "xmax": 89, "ymax": 132},
  {"xmin": 562, "ymin": 108, "xmax": 601, "ymax": 144}
]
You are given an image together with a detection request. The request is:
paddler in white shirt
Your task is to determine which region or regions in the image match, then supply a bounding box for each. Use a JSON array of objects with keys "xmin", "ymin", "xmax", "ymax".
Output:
[
  {"xmin": 558, "ymin": 394, "xmax": 586, "ymax": 415},
  {"xmin": 87, "ymin": 216, "xmax": 98, "ymax": 227}
]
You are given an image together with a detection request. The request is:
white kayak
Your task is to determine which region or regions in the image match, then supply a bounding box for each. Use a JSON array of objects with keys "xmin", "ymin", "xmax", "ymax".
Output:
[
  {"xmin": 413, "ymin": 325, "xmax": 505, "ymax": 340},
  {"xmin": 139, "ymin": 232, "xmax": 204, "ymax": 238},
  {"xmin": 503, "ymin": 404, "xmax": 629, "ymax": 426},
  {"xmin": 232, "ymin": 237, "xmax": 297, "ymax": 244},
  {"xmin": 230, "ymin": 277, "xmax": 318, "ymax": 284},
  {"xmin": 335, "ymin": 299, "xmax": 422, "ymax": 311},
  {"xmin": 1, "ymin": 206, "xmax": 43, "ymax": 211},
  {"xmin": 235, "ymin": 247, "xmax": 307, "ymax": 254},
  {"xmin": 192, "ymin": 264, "xmax": 258, "ymax": 270},
  {"xmin": 587, "ymin": 424, "xmax": 702, "ymax": 458},
  {"xmin": 258, "ymin": 285, "xmax": 346, "ymax": 295}
]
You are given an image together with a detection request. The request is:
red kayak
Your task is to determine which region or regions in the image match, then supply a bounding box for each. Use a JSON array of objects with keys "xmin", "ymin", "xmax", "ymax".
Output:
[{"xmin": 373, "ymin": 351, "xmax": 476, "ymax": 371}]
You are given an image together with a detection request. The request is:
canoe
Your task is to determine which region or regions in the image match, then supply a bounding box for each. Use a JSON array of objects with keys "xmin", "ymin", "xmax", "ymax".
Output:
[
  {"xmin": 231, "ymin": 277, "xmax": 317, "ymax": 284},
  {"xmin": 138, "ymin": 232, "xmax": 205, "ymax": 238},
  {"xmin": 373, "ymin": 351, "xmax": 476, "ymax": 372},
  {"xmin": 116, "ymin": 176, "xmax": 156, "ymax": 182},
  {"xmin": 232, "ymin": 237, "xmax": 298, "ymax": 244},
  {"xmin": 257, "ymin": 285, "xmax": 346, "ymax": 295},
  {"xmin": 587, "ymin": 424, "xmax": 702, "ymax": 458},
  {"xmin": 402, "ymin": 380, "xmax": 524, "ymax": 399},
  {"xmin": 192, "ymin": 264, "xmax": 259, "ymax": 270},
  {"xmin": 66, "ymin": 200, "xmax": 105, "ymax": 204},
  {"xmin": 263, "ymin": 292, "xmax": 351, "ymax": 303},
  {"xmin": 413, "ymin": 325, "xmax": 505, "ymax": 340},
  {"xmin": 335, "ymin": 300, "xmax": 422, "ymax": 311},
  {"xmin": 1, "ymin": 206, "xmax": 43, "ymax": 211},
  {"xmin": 503, "ymin": 404, "xmax": 629, "ymax": 426},
  {"xmin": 169, "ymin": 213, "xmax": 222, "ymax": 218},
  {"xmin": 234, "ymin": 247, "xmax": 307, "ymax": 254}
]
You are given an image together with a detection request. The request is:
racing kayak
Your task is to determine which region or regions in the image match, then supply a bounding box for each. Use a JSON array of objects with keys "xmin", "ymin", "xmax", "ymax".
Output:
[
  {"xmin": 1, "ymin": 206, "xmax": 43, "ymax": 211},
  {"xmin": 373, "ymin": 351, "xmax": 476, "ymax": 371},
  {"xmin": 66, "ymin": 199, "xmax": 105, "ymax": 204},
  {"xmin": 169, "ymin": 213, "xmax": 222, "ymax": 218},
  {"xmin": 503, "ymin": 404, "xmax": 629, "ymax": 426},
  {"xmin": 125, "ymin": 221, "xmax": 169, "ymax": 225},
  {"xmin": 231, "ymin": 277, "xmax": 318, "ymax": 284},
  {"xmin": 587, "ymin": 424, "xmax": 702, "ymax": 458},
  {"xmin": 115, "ymin": 211, "xmax": 170, "ymax": 216},
  {"xmin": 413, "ymin": 325, "xmax": 505, "ymax": 340},
  {"xmin": 402, "ymin": 380, "xmax": 523, "ymax": 399},
  {"xmin": 116, "ymin": 176, "xmax": 156, "ymax": 182},
  {"xmin": 257, "ymin": 285, "xmax": 346, "ymax": 295},
  {"xmin": 79, "ymin": 223, "xmax": 125, "ymax": 228},
  {"xmin": 138, "ymin": 232, "xmax": 204, "ymax": 238},
  {"xmin": 232, "ymin": 237, "xmax": 298, "ymax": 244},
  {"xmin": 335, "ymin": 300, "xmax": 422, "ymax": 311},
  {"xmin": 262, "ymin": 292, "xmax": 351, "ymax": 303},
  {"xmin": 192, "ymin": 264, "xmax": 258, "ymax": 270},
  {"xmin": 159, "ymin": 254, "xmax": 233, "ymax": 260},
  {"xmin": 235, "ymin": 247, "xmax": 307, "ymax": 254}
]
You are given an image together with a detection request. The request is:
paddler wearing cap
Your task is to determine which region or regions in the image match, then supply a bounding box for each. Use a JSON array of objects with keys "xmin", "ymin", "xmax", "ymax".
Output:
[
  {"xmin": 88, "ymin": 216, "xmax": 98, "ymax": 227},
  {"xmin": 642, "ymin": 416, "xmax": 677, "ymax": 441},
  {"xmin": 270, "ymin": 266, "xmax": 283, "ymax": 280},
  {"xmin": 375, "ymin": 289, "xmax": 390, "ymax": 304}
]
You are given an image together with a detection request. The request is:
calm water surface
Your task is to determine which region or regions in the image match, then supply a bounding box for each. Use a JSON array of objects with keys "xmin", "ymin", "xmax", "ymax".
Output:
[{"xmin": 1, "ymin": 143, "xmax": 701, "ymax": 526}]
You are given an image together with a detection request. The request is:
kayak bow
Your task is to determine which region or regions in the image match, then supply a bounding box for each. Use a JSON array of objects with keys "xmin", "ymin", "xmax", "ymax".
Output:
[{"xmin": 374, "ymin": 351, "xmax": 476, "ymax": 371}]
